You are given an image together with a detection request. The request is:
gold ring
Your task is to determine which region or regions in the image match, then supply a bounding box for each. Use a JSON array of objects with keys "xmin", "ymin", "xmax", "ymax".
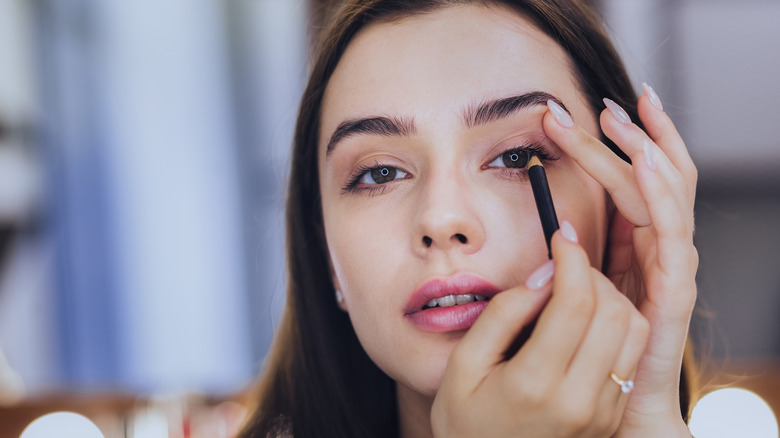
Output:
[{"xmin": 610, "ymin": 372, "xmax": 635, "ymax": 394}]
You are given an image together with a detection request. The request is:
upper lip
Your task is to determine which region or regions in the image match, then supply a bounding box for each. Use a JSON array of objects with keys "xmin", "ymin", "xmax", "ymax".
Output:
[{"xmin": 405, "ymin": 273, "xmax": 502, "ymax": 314}]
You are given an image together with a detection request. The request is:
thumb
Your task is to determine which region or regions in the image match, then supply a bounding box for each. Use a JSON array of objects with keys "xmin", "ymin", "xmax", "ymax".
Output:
[{"xmin": 452, "ymin": 260, "xmax": 554, "ymax": 377}]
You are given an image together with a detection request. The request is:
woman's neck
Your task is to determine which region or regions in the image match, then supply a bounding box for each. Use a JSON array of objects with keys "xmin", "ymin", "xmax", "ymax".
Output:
[{"xmin": 396, "ymin": 383, "xmax": 435, "ymax": 438}]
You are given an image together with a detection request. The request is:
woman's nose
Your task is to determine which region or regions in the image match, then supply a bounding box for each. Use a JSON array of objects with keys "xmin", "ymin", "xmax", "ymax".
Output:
[{"xmin": 412, "ymin": 173, "xmax": 485, "ymax": 256}]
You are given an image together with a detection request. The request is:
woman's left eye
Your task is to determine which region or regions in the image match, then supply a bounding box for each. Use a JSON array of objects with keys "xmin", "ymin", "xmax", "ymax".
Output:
[
  {"xmin": 359, "ymin": 166, "xmax": 407, "ymax": 185},
  {"xmin": 488, "ymin": 148, "xmax": 530, "ymax": 169}
]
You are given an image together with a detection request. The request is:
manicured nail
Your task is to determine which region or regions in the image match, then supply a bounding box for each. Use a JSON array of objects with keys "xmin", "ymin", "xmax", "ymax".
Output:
[
  {"xmin": 560, "ymin": 220, "xmax": 578, "ymax": 243},
  {"xmin": 603, "ymin": 98, "xmax": 631, "ymax": 124},
  {"xmin": 526, "ymin": 260, "xmax": 555, "ymax": 290},
  {"xmin": 642, "ymin": 82, "xmax": 663, "ymax": 111},
  {"xmin": 643, "ymin": 139, "xmax": 658, "ymax": 171},
  {"xmin": 547, "ymin": 99, "xmax": 574, "ymax": 128}
]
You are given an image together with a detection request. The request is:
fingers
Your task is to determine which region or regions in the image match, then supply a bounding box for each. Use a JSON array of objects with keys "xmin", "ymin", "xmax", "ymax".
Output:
[
  {"xmin": 451, "ymin": 265, "xmax": 553, "ymax": 378},
  {"xmin": 633, "ymin": 143, "xmax": 699, "ymax": 313},
  {"xmin": 600, "ymin": 103, "xmax": 691, "ymax": 217},
  {"xmin": 633, "ymin": 142, "xmax": 689, "ymax": 245},
  {"xmin": 570, "ymin": 271, "xmax": 649, "ymax": 407},
  {"xmin": 441, "ymin": 222, "xmax": 645, "ymax": 437},
  {"xmin": 506, "ymin": 222, "xmax": 646, "ymax": 435},
  {"xmin": 543, "ymin": 104, "xmax": 651, "ymax": 227},
  {"xmin": 638, "ymin": 83, "xmax": 698, "ymax": 187},
  {"xmin": 596, "ymin": 93, "xmax": 698, "ymax": 340},
  {"xmin": 608, "ymin": 305, "xmax": 650, "ymax": 395},
  {"xmin": 512, "ymin": 223, "xmax": 594, "ymax": 377},
  {"xmin": 564, "ymin": 272, "xmax": 632, "ymax": 393},
  {"xmin": 564, "ymin": 272, "xmax": 649, "ymax": 434},
  {"xmin": 544, "ymin": 87, "xmax": 698, "ymax": 230}
]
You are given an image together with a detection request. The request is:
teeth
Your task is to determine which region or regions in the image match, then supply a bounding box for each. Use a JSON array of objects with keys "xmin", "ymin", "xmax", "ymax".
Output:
[
  {"xmin": 423, "ymin": 294, "xmax": 489, "ymax": 309},
  {"xmin": 439, "ymin": 295, "xmax": 456, "ymax": 307},
  {"xmin": 455, "ymin": 294, "xmax": 474, "ymax": 305}
]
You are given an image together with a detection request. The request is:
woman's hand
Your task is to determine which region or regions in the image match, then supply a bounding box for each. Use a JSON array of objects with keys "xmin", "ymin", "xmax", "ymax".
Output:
[
  {"xmin": 431, "ymin": 228, "xmax": 650, "ymax": 438},
  {"xmin": 543, "ymin": 85, "xmax": 698, "ymax": 437}
]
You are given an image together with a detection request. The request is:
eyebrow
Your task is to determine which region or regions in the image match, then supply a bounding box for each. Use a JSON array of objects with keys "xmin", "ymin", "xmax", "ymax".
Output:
[
  {"xmin": 326, "ymin": 116, "xmax": 416, "ymax": 155},
  {"xmin": 325, "ymin": 90, "xmax": 569, "ymax": 156},
  {"xmin": 464, "ymin": 91, "xmax": 568, "ymax": 128}
]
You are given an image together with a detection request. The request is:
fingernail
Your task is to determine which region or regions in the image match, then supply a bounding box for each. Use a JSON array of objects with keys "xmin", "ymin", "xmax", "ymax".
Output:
[
  {"xmin": 547, "ymin": 99, "xmax": 574, "ymax": 128},
  {"xmin": 526, "ymin": 260, "xmax": 555, "ymax": 290},
  {"xmin": 643, "ymin": 139, "xmax": 658, "ymax": 171},
  {"xmin": 603, "ymin": 98, "xmax": 632, "ymax": 124},
  {"xmin": 560, "ymin": 220, "xmax": 578, "ymax": 243},
  {"xmin": 642, "ymin": 82, "xmax": 663, "ymax": 111}
]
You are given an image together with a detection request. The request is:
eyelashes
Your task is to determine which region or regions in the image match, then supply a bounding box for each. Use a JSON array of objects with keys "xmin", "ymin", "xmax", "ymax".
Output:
[{"xmin": 340, "ymin": 143, "xmax": 559, "ymax": 195}]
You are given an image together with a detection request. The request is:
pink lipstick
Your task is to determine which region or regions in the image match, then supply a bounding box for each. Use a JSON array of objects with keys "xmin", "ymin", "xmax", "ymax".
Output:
[{"xmin": 405, "ymin": 274, "xmax": 501, "ymax": 332}]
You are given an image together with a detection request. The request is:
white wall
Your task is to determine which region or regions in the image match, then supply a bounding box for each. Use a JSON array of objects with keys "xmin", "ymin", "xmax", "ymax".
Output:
[{"xmin": 96, "ymin": 0, "xmax": 252, "ymax": 393}]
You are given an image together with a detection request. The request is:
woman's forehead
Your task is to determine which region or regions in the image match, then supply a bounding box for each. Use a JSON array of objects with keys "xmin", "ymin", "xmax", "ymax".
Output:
[{"xmin": 320, "ymin": 3, "xmax": 585, "ymax": 146}]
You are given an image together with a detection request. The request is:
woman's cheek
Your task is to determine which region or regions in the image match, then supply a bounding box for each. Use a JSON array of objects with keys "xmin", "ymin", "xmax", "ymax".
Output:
[{"xmin": 327, "ymin": 205, "xmax": 408, "ymax": 305}]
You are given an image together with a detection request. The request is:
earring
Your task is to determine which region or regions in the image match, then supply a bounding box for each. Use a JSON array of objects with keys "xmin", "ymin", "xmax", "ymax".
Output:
[{"xmin": 335, "ymin": 289, "xmax": 344, "ymax": 304}]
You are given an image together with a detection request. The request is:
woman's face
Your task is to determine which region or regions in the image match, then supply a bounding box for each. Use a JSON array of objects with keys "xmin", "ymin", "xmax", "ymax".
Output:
[{"xmin": 319, "ymin": 4, "xmax": 608, "ymax": 397}]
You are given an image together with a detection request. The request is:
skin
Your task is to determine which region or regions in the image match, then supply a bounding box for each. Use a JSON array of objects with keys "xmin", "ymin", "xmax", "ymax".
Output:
[{"xmin": 319, "ymin": 4, "xmax": 697, "ymax": 438}]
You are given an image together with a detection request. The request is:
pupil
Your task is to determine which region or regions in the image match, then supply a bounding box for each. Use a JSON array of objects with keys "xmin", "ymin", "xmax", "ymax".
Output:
[
  {"xmin": 371, "ymin": 166, "xmax": 396, "ymax": 184},
  {"xmin": 502, "ymin": 150, "xmax": 529, "ymax": 168}
]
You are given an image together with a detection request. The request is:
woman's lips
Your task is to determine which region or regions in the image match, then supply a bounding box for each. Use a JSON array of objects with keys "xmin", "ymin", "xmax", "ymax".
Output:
[{"xmin": 405, "ymin": 274, "xmax": 501, "ymax": 333}]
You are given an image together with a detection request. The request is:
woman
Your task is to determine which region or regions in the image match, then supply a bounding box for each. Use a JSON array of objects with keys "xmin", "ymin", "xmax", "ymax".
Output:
[{"xmin": 240, "ymin": 0, "xmax": 698, "ymax": 437}]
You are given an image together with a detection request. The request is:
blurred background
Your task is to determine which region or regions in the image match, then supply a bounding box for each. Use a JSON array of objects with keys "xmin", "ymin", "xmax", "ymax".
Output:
[{"xmin": 0, "ymin": 0, "xmax": 777, "ymax": 436}]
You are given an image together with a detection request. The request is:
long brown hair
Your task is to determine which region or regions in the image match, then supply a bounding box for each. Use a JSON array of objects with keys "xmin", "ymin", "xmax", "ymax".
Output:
[{"xmin": 239, "ymin": 1, "xmax": 694, "ymax": 436}]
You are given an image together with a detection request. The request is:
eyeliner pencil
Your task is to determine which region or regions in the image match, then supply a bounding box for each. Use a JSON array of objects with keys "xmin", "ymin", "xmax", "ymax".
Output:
[
  {"xmin": 528, "ymin": 155, "xmax": 559, "ymax": 260},
  {"xmin": 506, "ymin": 155, "xmax": 560, "ymax": 359}
]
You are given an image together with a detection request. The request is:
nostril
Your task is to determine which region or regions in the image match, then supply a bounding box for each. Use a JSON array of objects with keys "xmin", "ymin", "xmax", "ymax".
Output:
[
  {"xmin": 422, "ymin": 236, "xmax": 433, "ymax": 247},
  {"xmin": 455, "ymin": 233, "xmax": 467, "ymax": 244}
]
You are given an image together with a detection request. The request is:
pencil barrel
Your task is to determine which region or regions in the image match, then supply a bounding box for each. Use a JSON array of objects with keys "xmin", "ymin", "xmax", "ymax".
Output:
[{"xmin": 529, "ymin": 165, "xmax": 559, "ymax": 259}]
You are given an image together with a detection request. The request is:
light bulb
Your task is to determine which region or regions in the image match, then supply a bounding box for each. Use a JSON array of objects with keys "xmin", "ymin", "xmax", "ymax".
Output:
[
  {"xmin": 21, "ymin": 411, "xmax": 105, "ymax": 438},
  {"xmin": 689, "ymin": 387, "xmax": 778, "ymax": 438}
]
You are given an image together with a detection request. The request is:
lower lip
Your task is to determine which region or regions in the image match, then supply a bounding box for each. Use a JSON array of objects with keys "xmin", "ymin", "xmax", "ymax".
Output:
[{"xmin": 406, "ymin": 301, "xmax": 489, "ymax": 332}]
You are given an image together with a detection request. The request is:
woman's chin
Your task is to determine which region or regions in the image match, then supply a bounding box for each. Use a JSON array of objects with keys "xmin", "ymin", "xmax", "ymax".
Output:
[
  {"xmin": 395, "ymin": 333, "xmax": 466, "ymax": 399},
  {"xmin": 417, "ymin": 369, "xmax": 446, "ymax": 398},
  {"xmin": 396, "ymin": 371, "xmax": 443, "ymax": 400}
]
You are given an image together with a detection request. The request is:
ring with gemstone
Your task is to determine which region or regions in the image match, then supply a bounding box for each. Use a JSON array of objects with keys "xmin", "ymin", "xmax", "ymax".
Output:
[{"xmin": 610, "ymin": 372, "xmax": 635, "ymax": 394}]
